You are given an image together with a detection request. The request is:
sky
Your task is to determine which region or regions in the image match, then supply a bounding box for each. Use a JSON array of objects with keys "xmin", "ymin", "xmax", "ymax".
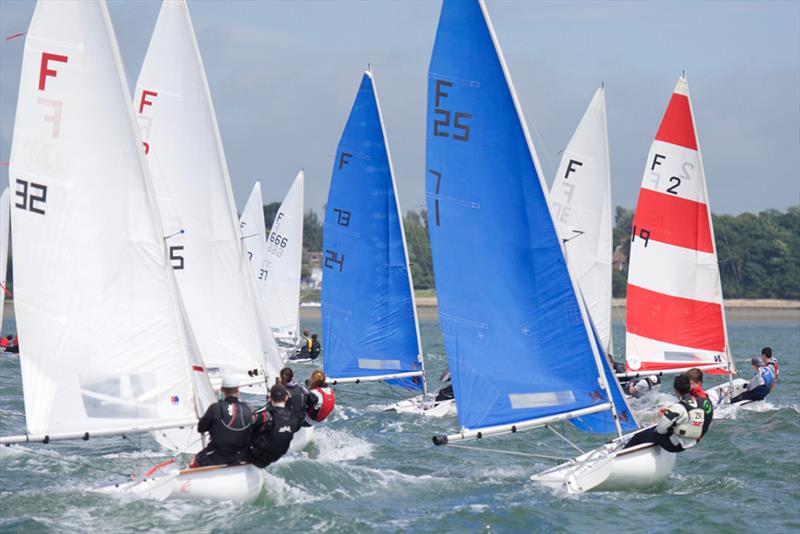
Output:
[{"xmin": 1, "ymin": 0, "xmax": 798, "ymax": 216}]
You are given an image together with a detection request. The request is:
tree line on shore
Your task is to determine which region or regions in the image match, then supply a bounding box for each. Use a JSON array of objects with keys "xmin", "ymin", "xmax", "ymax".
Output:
[{"xmin": 293, "ymin": 204, "xmax": 799, "ymax": 300}]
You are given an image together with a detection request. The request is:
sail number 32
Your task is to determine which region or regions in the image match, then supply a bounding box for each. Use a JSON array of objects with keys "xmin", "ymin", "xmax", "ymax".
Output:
[{"xmin": 15, "ymin": 179, "xmax": 48, "ymax": 215}]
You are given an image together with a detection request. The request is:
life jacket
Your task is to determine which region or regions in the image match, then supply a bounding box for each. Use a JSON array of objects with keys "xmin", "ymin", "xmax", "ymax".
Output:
[
  {"xmin": 204, "ymin": 398, "xmax": 253, "ymax": 457},
  {"xmin": 307, "ymin": 386, "xmax": 335, "ymax": 422},
  {"xmin": 759, "ymin": 366, "xmax": 775, "ymax": 387},
  {"xmin": 0, "ymin": 338, "xmax": 8, "ymax": 348},
  {"xmin": 310, "ymin": 339, "xmax": 321, "ymax": 359},
  {"xmin": 690, "ymin": 388, "xmax": 713, "ymax": 438},
  {"xmin": 765, "ymin": 359, "xmax": 779, "ymax": 380},
  {"xmin": 250, "ymin": 405, "xmax": 294, "ymax": 467},
  {"xmin": 675, "ymin": 395, "xmax": 705, "ymax": 441}
]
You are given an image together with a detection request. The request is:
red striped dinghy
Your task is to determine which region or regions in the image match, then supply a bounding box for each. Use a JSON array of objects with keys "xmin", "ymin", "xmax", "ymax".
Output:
[{"xmin": 625, "ymin": 76, "xmax": 734, "ymax": 376}]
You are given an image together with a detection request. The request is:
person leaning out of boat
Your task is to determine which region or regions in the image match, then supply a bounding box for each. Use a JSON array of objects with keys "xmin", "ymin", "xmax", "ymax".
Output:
[
  {"xmin": 250, "ymin": 384, "xmax": 295, "ymax": 468},
  {"xmin": 684, "ymin": 368, "xmax": 713, "ymax": 439},
  {"xmin": 304, "ymin": 370, "xmax": 335, "ymax": 426},
  {"xmin": 279, "ymin": 366, "xmax": 310, "ymax": 431},
  {"xmin": 624, "ymin": 374, "xmax": 705, "ymax": 453},
  {"xmin": 189, "ymin": 375, "xmax": 253, "ymax": 468},
  {"xmin": 625, "ymin": 374, "xmax": 661, "ymax": 398},
  {"xmin": 761, "ymin": 346, "xmax": 779, "ymax": 392},
  {"xmin": 730, "ymin": 357, "xmax": 775, "ymax": 404}
]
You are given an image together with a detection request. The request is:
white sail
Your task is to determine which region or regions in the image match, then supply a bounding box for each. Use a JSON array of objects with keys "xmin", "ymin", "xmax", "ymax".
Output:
[
  {"xmin": 135, "ymin": 0, "xmax": 271, "ymax": 385},
  {"xmin": 550, "ymin": 87, "xmax": 614, "ymax": 354},
  {"xmin": 240, "ymin": 171, "xmax": 304, "ymax": 343},
  {"xmin": 0, "ymin": 188, "xmax": 9, "ymax": 330},
  {"xmin": 6, "ymin": 0, "xmax": 214, "ymax": 440}
]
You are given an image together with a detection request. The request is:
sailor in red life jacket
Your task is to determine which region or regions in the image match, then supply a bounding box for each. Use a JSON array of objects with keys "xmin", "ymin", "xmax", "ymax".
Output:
[
  {"xmin": 304, "ymin": 369, "xmax": 335, "ymax": 426},
  {"xmin": 761, "ymin": 346, "xmax": 779, "ymax": 392}
]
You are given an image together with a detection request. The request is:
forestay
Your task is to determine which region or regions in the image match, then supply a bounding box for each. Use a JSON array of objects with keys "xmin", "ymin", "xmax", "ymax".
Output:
[
  {"xmin": 322, "ymin": 72, "xmax": 424, "ymax": 391},
  {"xmin": 425, "ymin": 0, "xmax": 635, "ymax": 434},
  {"xmin": 625, "ymin": 76, "xmax": 732, "ymax": 375},
  {"xmin": 0, "ymin": 187, "xmax": 9, "ymax": 328},
  {"xmin": 240, "ymin": 172, "xmax": 304, "ymax": 343},
  {"xmin": 550, "ymin": 88, "xmax": 614, "ymax": 355},
  {"xmin": 135, "ymin": 0, "xmax": 276, "ymax": 385},
  {"xmin": 6, "ymin": 0, "xmax": 214, "ymax": 441}
]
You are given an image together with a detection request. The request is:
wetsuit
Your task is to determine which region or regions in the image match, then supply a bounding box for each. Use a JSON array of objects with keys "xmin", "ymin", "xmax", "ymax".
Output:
[
  {"xmin": 290, "ymin": 336, "xmax": 312, "ymax": 360},
  {"xmin": 310, "ymin": 338, "xmax": 321, "ymax": 360},
  {"xmin": 193, "ymin": 397, "xmax": 253, "ymax": 467},
  {"xmin": 435, "ymin": 383, "xmax": 454, "ymax": 402},
  {"xmin": 284, "ymin": 381, "xmax": 310, "ymax": 432},
  {"xmin": 250, "ymin": 404, "xmax": 294, "ymax": 468}
]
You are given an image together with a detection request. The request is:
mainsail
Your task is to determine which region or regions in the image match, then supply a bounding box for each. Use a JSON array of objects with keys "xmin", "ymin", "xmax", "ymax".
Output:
[
  {"xmin": 135, "ymin": 0, "xmax": 277, "ymax": 385},
  {"xmin": 322, "ymin": 71, "xmax": 424, "ymax": 391},
  {"xmin": 426, "ymin": 0, "xmax": 635, "ymax": 435},
  {"xmin": 550, "ymin": 87, "xmax": 614, "ymax": 355},
  {"xmin": 240, "ymin": 172, "xmax": 304, "ymax": 344},
  {"xmin": 5, "ymin": 0, "xmax": 214, "ymax": 442},
  {"xmin": 625, "ymin": 76, "xmax": 732, "ymax": 375},
  {"xmin": 0, "ymin": 187, "xmax": 9, "ymax": 329}
]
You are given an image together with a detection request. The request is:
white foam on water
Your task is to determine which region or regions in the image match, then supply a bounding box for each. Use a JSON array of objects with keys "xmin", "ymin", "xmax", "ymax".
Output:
[
  {"xmin": 261, "ymin": 470, "xmax": 322, "ymax": 506},
  {"xmin": 313, "ymin": 427, "xmax": 374, "ymax": 463}
]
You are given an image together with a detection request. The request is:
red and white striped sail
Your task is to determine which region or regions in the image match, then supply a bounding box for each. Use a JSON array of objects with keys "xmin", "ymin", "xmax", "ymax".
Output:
[{"xmin": 625, "ymin": 76, "xmax": 732, "ymax": 374}]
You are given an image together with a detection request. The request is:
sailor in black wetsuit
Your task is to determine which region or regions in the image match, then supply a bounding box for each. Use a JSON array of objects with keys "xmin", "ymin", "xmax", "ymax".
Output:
[
  {"xmin": 250, "ymin": 384, "xmax": 295, "ymax": 468},
  {"xmin": 190, "ymin": 376, "xmax": 253, "ymax": 468},
  {"xmin": 279, "ymin": 367, "xmax": 310, "ymax": 432}
]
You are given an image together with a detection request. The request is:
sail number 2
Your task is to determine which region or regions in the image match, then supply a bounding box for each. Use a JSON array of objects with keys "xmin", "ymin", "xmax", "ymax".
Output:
[
  {"xmin": 14, "ymin": 179, "xmax": 48, "ymax": 215},
  {"xmin": 432, "ymin": 80, "xmax": 472, "ymax": 142}
]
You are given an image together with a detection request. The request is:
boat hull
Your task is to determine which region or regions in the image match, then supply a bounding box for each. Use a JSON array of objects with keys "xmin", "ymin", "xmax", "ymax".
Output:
[
  {"xmin": 384, "ymin": 395, "xmax": 456, "ymax": 417},
  {"xmin": 706, "ymin": 378, "xmax": 748, "ymax": 407},
  {"xmin": 97, "ymin": 463, "xmax": 263, "ymax": 503},
  {"xmin": 531, "ymin": 435, "xmax": 676, "ymax": 493}
]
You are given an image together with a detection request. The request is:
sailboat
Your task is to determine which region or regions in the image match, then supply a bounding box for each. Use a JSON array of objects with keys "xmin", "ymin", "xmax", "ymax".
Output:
[
  {"xmin": 550, "ymin": 87, "xmax": 614, "ymax": 357},
  {"xmin": 623, "ymin": 76, "xmax": 747, "ymax": 405},
  {"xmin": 0, "ymin": 187, "xmax": 9, "ymax": 339},
  {"xmin": 427, "ymin": 0, "xmax": 674, "ymax": 493},
  {"xmin": 322, "ymin": 70, "xmax": 430, "ymax": 398},
  {"xmin": 240, "ymin": 171, "xmax": 305, "ymax": 361},
  {"xmin": 2, "ymin": 0, "xmax": 263, "ymax": 503}
]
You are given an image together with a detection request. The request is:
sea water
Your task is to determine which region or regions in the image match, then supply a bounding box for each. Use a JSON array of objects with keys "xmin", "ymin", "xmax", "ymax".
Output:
[{"xmin": 1, "ymin": 305, "xmax": 798, "ymax": 533}]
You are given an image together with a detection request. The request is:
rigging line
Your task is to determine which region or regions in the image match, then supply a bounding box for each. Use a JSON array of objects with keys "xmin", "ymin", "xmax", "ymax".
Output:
[
  {"xmin": 446, "ymin": 443, "xmax": 568, "ymax": 462},
  {"xmin": 381, "ymin": 381, "xmax": 409, "ymax": 400},
  {"xmin": 517, "ymin": 98, "xmax": 558, "ymax": 180},
  {"xmin": 5, "ymin": 444, "xmax": 130, "ymax": 478},
  {"xmin": 545, "ymin": 424, "xmax": 585, "ymax": 455}
]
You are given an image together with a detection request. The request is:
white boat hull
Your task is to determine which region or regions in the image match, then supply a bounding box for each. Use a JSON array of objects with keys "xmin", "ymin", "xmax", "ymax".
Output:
[
  {"xmin": 97, "ymin": 463, "xmax": 263, "ymax": 503},
  {"xmin": 384, "ymin": 395, "xmax": 456, "ymax": 417},
  {"xmin": 531, "ymin": 434, "xmax": 676, "ymax": 493},
  {"xmin": 706, "ymin": 378, "xmax": 748, "ymax": 407}
]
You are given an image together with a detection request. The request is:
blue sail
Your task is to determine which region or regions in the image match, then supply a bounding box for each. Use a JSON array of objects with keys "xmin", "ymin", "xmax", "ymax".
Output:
[
  {"xmin": 322, "ymin": 72, "xmax": 423, "ymax": 391},
  {"xmin": 426, "ymin": 0, "xmax": 635, "ymax": 431}
]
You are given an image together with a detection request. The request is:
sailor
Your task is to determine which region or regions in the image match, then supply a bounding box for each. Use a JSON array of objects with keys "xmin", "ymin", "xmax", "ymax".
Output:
[
  {"xmin": 623, "ymin": 374, "xmax": 705, "ymax": 453},
  {"xmin": 290, "ymin": 329, "xmax": 312, "ymax": 360},
  {"xmin": 6, "ymin": 335, "xmax": 19, "ymax": 354},
  {"xmin": 730, "ymin": 357, "xmax": 775, "ymax": 404},
  {"xmin": 434, "ymin": 369, "xmax": 454, "ymax": 402},
  {"xmin": 684, "ymin": 368, "xmax": 713, "ymax": 439},
  {"xmin": 250, "ymin": 384, "xmax": 295, "ymax": 468},
  {"xmin": 279, "ymin": 367, "xmax": 310, "ymax": 431},
  {"xmin": 625, "ymin": 374, "xmax": 661, "ymax": 398},
  {"xmin": 309, "ymin": 334, "xmax": 321, "ymax": 360},
  {"xmin": 304, "ymin": 370, "xmax": 335, "ymax": 425},
  {"xmin": 190, "ymin": 375, "xmax": 253, "ymax": 468},
  {"xmin": 761, "ymin": 346, "xmax": 779, "ymax": 392},
  {"xmin": 0, "ymin": 335, "xmax": 9, "ymax": 350}
]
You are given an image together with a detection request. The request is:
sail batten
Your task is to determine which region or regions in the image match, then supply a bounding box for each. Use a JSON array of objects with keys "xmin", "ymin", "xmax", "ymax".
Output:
[
  {"xmin": 426, "ymin": 0, "xmax": 635, "ymax": 435},
  {"xmin": 7, "ymin": 0, "xmax": 212, "ymax": 439},
  {"xmin": 625, "ymin": 76, "xmax": 731, "ymax": 374},
  {"xmin": 322, "ymin": 72, "xmax": 423, "ymax": 391}
]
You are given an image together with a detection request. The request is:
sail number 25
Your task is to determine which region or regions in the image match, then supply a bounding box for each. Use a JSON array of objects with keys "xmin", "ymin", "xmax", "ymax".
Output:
[
  {"xmin": 432, "ymin": 80, "xmax": 472, "ymax": 142},
  {"xmin": 14, "ymin": 179, "xmax": 48, "ymax": 215}
]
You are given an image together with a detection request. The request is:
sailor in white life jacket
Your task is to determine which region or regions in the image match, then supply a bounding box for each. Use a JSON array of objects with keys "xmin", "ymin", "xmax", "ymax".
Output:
[
  {"xmin": 730, "ymin": 357, "xmax": 776, "ymax": 404},
  {"xmin": 625, "ymin": 374, "xmax": 661, "ymax": 398},
  {"xmin": 304, "ymin": 369, "xmax": 335, "ymax": 426},
  {"xmin": 624, "ymin": 374, "xmax": 706, "ymax": 453}
]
